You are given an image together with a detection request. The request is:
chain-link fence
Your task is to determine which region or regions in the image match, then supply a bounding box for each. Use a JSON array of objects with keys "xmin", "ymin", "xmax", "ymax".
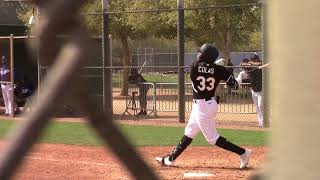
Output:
[
  {"xmin": 108, "ymin": 0, "xmax": 264, "ymax": 127},
  {"xmin": 1, "ymin": 0, "xmax": 264, "ymax": 128},
  {"xmin": 0, "ymin": 0, "xmax": 266, "ymax": 179}
]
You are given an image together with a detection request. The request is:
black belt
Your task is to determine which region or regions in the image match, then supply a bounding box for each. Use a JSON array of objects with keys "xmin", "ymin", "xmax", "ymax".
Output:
[
  {"xmin": 193, "ymin": 96, "xmax": 220, "ymax": 104},
  {"xmin": 197, "ymin": 97, "xmax": 214, "ymax": 101},
  {"xmin": 193, "ymin": 97, "xmax": 214, "ymax": 103}
]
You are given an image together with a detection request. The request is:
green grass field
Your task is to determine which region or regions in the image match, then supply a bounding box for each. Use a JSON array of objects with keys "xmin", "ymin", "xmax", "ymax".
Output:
[
  {"xmin": 0, "ymin": 120, "xmax": 268, "ymax": 147},
  {"xmin": 113, "ymin": 73, "xmax": 192, "ymax": 85}
]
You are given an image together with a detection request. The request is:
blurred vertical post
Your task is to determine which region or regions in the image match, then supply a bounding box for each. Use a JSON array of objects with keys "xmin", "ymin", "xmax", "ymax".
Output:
[
  {"xmin": 262, "ymin": 1, "xmax": 269, "ymax": 128},
  {"xmin": 109, "ymin": 35, "xmax": 112, "ymax": 67},
  {"xmin": 35, "ymin": 8, "xmax": 40, "ymax": 105},
  {"xmin": 268, "ymin": 0, "xmax": 320, "ymax": 179},
  {"xmin": 9, "ymin": 34, "xmax": 14, "ymax": 116},
  {"xmin": 102, "ymin": 0, "xmax": 113, "ymax": 115},
  {"xmin": 177, "ymin": 0, "xmax": 185, "ymax": 123}
]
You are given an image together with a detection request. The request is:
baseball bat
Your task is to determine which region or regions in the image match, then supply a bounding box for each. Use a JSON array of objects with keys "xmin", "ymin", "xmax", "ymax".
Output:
[
  {"xmin": 138, "ymin": 60, "xmax": 147, "ymax": 74},
  {"xmin": 247, "ymin": 62, "xmax": 272, "ymax": 73},
  {"xmin": 257, "ymin": 62, "xmax": 272, "ymax": 69}
]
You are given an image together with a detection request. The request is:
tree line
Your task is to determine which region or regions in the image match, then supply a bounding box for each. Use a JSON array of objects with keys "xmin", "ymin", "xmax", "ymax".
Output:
[{"xmin": 19, "ymin": 0, "xmax": 262, "ymax": 95}]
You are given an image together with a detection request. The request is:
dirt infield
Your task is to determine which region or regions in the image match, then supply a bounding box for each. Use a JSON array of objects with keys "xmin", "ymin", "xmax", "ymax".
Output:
[
  {"xmin": 2, "ymin": 114, "xmax": 268, "ymax": 179},
  {"xmin": 3, "ymin": 142, "xmax": 269, "ymax": 180}
]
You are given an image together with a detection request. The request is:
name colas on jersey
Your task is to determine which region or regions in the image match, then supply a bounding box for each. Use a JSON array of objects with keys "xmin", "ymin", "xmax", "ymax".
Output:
[{"xmin": 198, "ymin": 64, "xmax": 215, "ymax": 74}]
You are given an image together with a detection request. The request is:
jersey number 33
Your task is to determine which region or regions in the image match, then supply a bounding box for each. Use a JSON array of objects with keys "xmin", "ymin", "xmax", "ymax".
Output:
[{"xmin": 196, "ymin": 76, "xmax": 215, "ymax": 91}]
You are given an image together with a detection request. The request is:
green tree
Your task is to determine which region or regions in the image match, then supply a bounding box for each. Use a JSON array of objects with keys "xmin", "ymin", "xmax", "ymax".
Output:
[
  {"xmin": 247, "ymin": 31, "xmax": 262, "ymax": 51},
  {"xmin": 125, "ymin": 0, "xmax": 177, "ymax": 39},
  {"xmin": 19, "ymin": 0, "xmax": 262, "ymax": 95},
  {"xmin": 82, "ymin": 0, "xmax": 147, "ymax": 96},
  {"xmin": 19, "ymin": 1, "xmax": 146, "ymax": 96},
  {"xmin": 127, "ymin": 0, "xmax": 262, "ymax": 63},
  {"xmin": 185, "ymin": 0, "xmax": 262, "ymax": 63}
]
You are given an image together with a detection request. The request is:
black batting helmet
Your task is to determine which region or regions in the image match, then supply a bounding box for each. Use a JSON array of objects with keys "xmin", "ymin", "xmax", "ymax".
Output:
[
  {"xmin": 251, "ymin": 53, "xmax": 261, "ymax": 62},
  {"xmin": 197, "ymin": 43, "xmax": 219, "ymax": 61}
]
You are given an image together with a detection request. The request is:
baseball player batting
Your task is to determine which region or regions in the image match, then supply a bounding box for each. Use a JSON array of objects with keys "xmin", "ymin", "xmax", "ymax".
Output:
[{"xmin": 156, "ymin": 43, "xmax": 251, "ymax": 169}]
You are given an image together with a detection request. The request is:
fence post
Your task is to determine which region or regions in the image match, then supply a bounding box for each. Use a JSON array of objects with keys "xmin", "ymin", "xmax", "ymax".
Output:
[
  {"xmin": 9, "ymin": 34, "xmax": 14, "ymax": 116},
  {"xmin": 152, "ymin": 83, "xmax": 157, "ymax": 116},
  {"xmin": 102, "ymin": 0, "xmax": 113, "ymax": 115},
  {"xmin": 177, "ymin": 0, "xmax": 185, "ymax": 123}
]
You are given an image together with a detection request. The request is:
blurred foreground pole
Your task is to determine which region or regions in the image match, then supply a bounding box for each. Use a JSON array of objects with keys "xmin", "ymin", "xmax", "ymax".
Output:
[
  {"xmin": 35, "ymin": 7, "xmax": 41, "ymax": 106},
  {"xmin": 177, "ymin": 0, "xmax": 185, "ymax": 123},
  {"xmin": 7, "ymin": 34, "xmax": 15, "ymax": 116},
  {"xmin": 102, "ymin": 0, "xmax": 113, "ymax": 115},
  {"xmin": 9, "ymin": 34, "xmax": 14, "ymax": 116},
  {"xmin": 268, "ymin": 0, "xmax": 320, "ymax": 179},
  {"xmin": 262, "ymin": 1, "xmax": 269, "ymax": 128}
]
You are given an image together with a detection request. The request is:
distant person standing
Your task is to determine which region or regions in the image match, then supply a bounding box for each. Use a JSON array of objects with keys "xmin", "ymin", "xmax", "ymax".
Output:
[
  {"xmin": 14, "ymin": 77, "xmax": 34, "ymax": 112},
  {"xmin": 128, "ymin": 68, "xmax": 150, "ymax": 115},
  {"xmin": 0, "ymin": 56, "xmax": 13, "ymax": 116},
  {"xmin": 236, "ymin": 54, "xmax": 263, "ymax": 127}
]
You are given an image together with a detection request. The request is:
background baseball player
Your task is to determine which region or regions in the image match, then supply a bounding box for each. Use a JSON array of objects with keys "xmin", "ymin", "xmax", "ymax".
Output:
[
  {"xmin": 128, "ymin": 68, "xmax": 150, "ymax": 115},
  {"xmin": 0, "ymin": 56, "xmax": 13, "ymax": 116},
  {"xmin": 156, "ymin": 44, "xmax": 251, "ymax": 169},
  {"xmin": 236, "ymin": 54, "xmax": 263, "ymax": 127}
]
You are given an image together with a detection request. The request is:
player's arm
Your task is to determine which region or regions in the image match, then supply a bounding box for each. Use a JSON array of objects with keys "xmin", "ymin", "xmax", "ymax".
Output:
[
  {"xmin": 226, "ymin": 75, "xmax": 239, "ymax": 90},
  {"xmin": 235, "ymin": 71, "xmax": 249, "ymax": 85},
  {"xmin": 220, "ymin": 66, "xmax": 239, "ymax": 90},
  {"xmin": 139, "ymin": 74, "xmax": 147, "ymax": 83}
]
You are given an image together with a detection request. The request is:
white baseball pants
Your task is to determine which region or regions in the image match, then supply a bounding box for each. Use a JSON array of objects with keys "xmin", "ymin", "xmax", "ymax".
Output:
[
  {"xmin": 251, "ymin": 90, "xmax": 263, "ymax": 126},
  {"xmin": 1, "ymin": 84, "xmax": 13, "ymax": 115},
  {"xmin": 184, "ymin": 99, "xmax": 220, "ymax": 145}
]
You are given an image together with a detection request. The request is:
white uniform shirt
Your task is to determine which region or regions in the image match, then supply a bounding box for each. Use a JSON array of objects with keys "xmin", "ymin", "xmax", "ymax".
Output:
[{"xmin": 0, "ymin": 64, "xmax": 10, "ymax": 83}]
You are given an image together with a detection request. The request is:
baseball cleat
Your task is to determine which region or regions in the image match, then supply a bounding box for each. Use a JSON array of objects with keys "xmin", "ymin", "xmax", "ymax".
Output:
[
  {"xmin": 240, "ymin": 149, "xmax": 251, "ymax": 169},
  {"xmin": 155, "ymin": 156, "xmax": 174, "ymax": 166}
]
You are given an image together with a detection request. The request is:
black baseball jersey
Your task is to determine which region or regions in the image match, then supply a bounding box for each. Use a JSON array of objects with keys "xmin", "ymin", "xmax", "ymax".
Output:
[
  {"xmin": 247, "ymin": 69, "xmax": 262, "ymax": 92},
  {"xmin": 190, "ymin": 60, "xmax": 232, "ymax": 99},
  {"xmin": 128, "ymin": 73, "xmax": 147, "ymax": 84}
]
